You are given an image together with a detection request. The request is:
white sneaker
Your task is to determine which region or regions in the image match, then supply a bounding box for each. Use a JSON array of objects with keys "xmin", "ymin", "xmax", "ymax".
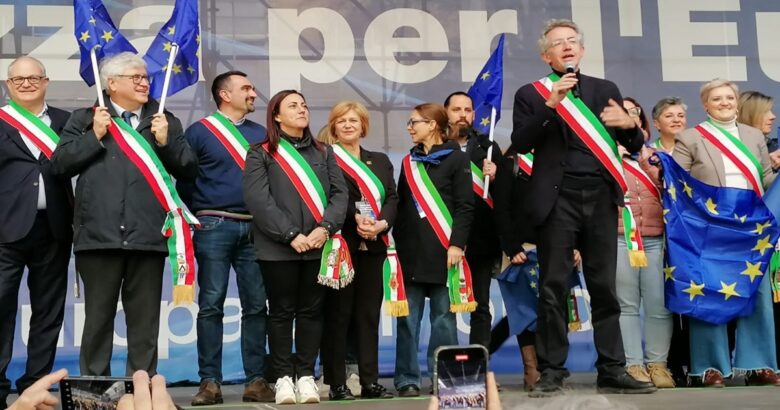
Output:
[
  {"xmin": 296, "ymin": 376, "xmax": 321, "ymax": 404},
  {"xmin": 275, "ymin": 376, "xmax": 297, "ymax": 405},
  {"xmin": 346, "ymin": 372, "xmax": 361, "ymax": 397}
]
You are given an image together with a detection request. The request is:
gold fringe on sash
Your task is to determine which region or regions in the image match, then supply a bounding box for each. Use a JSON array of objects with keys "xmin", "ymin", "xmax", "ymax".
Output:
[{"xmin": 628, "ymin": 250, "xmax": 649, "ymax": 268}]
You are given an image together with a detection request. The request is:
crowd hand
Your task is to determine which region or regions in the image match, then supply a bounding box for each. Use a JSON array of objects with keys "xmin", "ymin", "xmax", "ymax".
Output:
[
  {"xmin": 510, "ymin": 251, "xmax": 528, "ymax": 265},
  {"xmin": 117, "ymin": 371, "xmax": 177, "ymax": 410},
  {"xmin": 305, "ymin": 226, "xmax": 329, "ymax": 249},
  {"xmin": 770, "ymin": 150, "xmax": 780, "ymax": 170},
  {"xmin": 573, "ymin": 249, "xmax": 582, "ymax": 269},
  {"xmin": 482, "ymin": 159, "xmax": 497, "ymax": 182},
  {"xmin": 638, "ymin": 145, "xmax": 654, "ymax": 162},
  {"xmin": 427, "ymin": 372, "xmax": 502, "ymax": 410},
  {"xmin": 545, "ymin": 72, "xmax": 578, "ymax": 109},
  {"xmin": 7, "ymin": 369, "xmax": 67, "ymax": 410},
  {"xmin": 617, "ymin": 144, "xmax": 629, "ymax": 158},
  {"xmin": 600, "ymin": 99, "xmax": 636, "ymax": 129},
  {"xmin": 447, "ymin": 246, "xmax": 464, "ymax": 268},
  {"xmin": 150, "ymin": 113, "xmax": 169, "ymax": 146},
  {"xmin": 290, "ymin": 234, "xmax": 311, "ymax": 253},
  {"xmin": 92, "ymin": 107, "xmax": 111, "ymax": 141}
]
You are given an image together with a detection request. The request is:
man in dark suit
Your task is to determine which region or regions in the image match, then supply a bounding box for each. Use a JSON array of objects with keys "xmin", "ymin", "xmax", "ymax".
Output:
[
  {"xmin": 0, "ymin": 56, "xmax": 73, "ymax": 408},
  {"xmin": 511, "ymin": 19, "xmax": 654, "ymax": 396}
]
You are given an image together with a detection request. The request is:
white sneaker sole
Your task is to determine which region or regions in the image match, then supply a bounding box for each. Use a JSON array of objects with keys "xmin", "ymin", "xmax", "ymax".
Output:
[
  {"xmin": 298, "ymin": 394, "xmax": 320, "ymax": 404},
  {"xmin": 275, "ymin": 395, "xmax": 296, "ymax": 405}
]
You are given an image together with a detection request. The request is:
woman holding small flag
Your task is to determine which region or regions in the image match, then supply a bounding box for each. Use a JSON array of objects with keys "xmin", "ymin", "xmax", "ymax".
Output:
[
  {"xmin": 243, "ymin": 90, "xmax": 348, "ymax": 405},
  {"xmin": 393, "ymin": 103, "xmax": 475, "ymax": 397},
  {"xmin": 318, "ymin": 101, "xmax": 398, "ymax": 400},
  {"xmin": 673, "ymin": 79, "xmax": 780, "ymax": 387}
]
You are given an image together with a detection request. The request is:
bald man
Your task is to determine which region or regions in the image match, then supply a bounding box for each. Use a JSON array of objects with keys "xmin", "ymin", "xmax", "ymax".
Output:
[{"xmin": 0, "ymin": 56, "xmax": 72, "ymax": 407}]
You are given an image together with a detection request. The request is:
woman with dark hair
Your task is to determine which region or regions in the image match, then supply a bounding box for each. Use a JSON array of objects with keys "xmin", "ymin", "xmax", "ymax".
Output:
[
  {"xmin": 393, "ymin": 103, "xmax": 474, "ymax": 397},
  {"xmin": 623, "ymin": 97, "xmax": 650, "ymax": 142},
  {"xmin": 243, "ymin": 90, "xmax": 348, "ymax": 405}
]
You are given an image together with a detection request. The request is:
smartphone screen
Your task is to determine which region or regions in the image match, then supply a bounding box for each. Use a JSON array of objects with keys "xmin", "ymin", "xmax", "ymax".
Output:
[
  {"xmin": 60, "ymin": 377, "xmax": 134, "ymax": 410},
  {"xmin": 435, "ymin": 345, "xmax": 488, "ymax": 409}
]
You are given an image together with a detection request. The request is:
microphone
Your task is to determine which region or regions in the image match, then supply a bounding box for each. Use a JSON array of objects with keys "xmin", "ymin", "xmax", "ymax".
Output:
[{"xmin": 564, "ymin": 63, "xmax": 580, "ymax": 99}]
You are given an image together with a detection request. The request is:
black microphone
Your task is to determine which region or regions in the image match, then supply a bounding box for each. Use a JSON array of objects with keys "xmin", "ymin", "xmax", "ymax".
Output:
[{"xmin": 564, "ymin": 63, "xmax": 580, "ymax": 99}]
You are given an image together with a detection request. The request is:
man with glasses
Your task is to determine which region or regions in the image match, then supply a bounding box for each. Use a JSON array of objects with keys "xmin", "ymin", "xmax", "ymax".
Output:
[
  {"xmin": 0, "ymin": 56, "xmax": 72, "ymax": 409},
  {"xmin": 511, "ymin": 19, "xmax": 655, "ymax": 396},
  {"xmin": 51, "ymin": 52, "xmax": 197, "ymax": 376}
]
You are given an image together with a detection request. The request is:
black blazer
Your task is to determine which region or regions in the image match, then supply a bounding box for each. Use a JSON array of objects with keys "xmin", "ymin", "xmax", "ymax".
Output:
[
  {"xmin": 493, "ymin": 149, "xmax": 537, "ymax": 258},
  {"xmin": 0, "ymin": 105, "xmax": 73, "ymax": 243},
  {"xmin": 463, "ymin": 132, "xmax": 502, "ymax": 259},
  {"xmin": 510, "ymin": 72, "xmax": 643, "ymax": 226},
  {"xmin": 340, "ymin": 147, "xmax": 399, "ymax": 255}
]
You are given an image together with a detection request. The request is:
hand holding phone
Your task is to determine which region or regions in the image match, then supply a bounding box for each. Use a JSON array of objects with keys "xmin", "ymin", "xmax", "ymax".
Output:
[
  {"xmin": 60, "ymin": 376, "xmax": 133, "ymax": 410},
  {"xmin": 433, "ymin": 345, "xmax": 495, "ymax": 410}
]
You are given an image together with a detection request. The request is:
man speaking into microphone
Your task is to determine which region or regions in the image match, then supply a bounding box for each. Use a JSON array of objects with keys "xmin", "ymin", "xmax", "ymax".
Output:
[{"xmin": 510, "ymin": 19, "xmax": 654, "ymax": 396}]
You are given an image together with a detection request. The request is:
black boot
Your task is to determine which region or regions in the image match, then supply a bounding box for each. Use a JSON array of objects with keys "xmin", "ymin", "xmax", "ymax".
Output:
[
  {"xmin": 528, "ymin": 371, "xmax": 564, "ymax": 398},
  {"xmin": 329, "ymin": 384, "xmax": 356, "ymax": 401},
  {"xmin": 597, "ymin": 371, "xmax": 658, "ymax": 394}
]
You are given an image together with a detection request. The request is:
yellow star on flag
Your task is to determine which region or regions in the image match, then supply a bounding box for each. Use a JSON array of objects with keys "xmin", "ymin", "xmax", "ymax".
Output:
[
  {"xmin": 196, "ymin": 49, "xmax": 200, "ymax": 58},
  {"xmin": 186, "ymin": 66, "xmax": 195, "ymax": 74},
  {"xmin": 480, "ymin": 117, "xmax": 490, "ymax": 127},
  {"xmin": 89, "ymin": 16, "xmax": 96, "ymax": 25},
  {"xmin": 752, "ymin": 235, "xmax": 773, "ymax": 256},
  {"xmin": 663, "ymin": 209, "xmax": 670, "ymax": 223},
  {"xmin": 664, "ymin": 265, "xmax": 676, "ymax": 281},
  {"xmin": 667, "ymin": 184, "xmax": 677, "ymax": 201},
  {"xmin": 101, "ymin": 30, "xmax": 113, "ymax": 42},
  {"xmin": 172, "ymin": 64, "xmax": 182, "ymax": 74},
  {"xmin": 734, "ymin": 214, "xmax": 747, "ymax": 223},
  {"xmin": 681, "ymin": 181, "xmax": 693, "ymax": 198},
  {"xmin": 752, "ymin": 221, "xmax": 772, "ymax": 235},
  {"xmin": 196, "ymin": 34, "xmax": 201, "ymax": 44},
  {"xmin": 529, "ymin": 268, "xmax": 537, "ymax": 277},
  {"xmin": 163, "ymin": 42, "xmax": 173, "ymax": 52},
  {"xmin": 682, "ymin": 280, "xmax": 705, "ymax": 301},
  {"xmin": 740, "ymin": 261, "xmax": 764, "ymax": 283},
  {"xmin": 705, "ymin": 198, "xmax": 718, "ymax": 215},
  {"xmin": 718, "ymin": 281, "xmax": 740, "ymax": 300},
  {"xmin": 530, "ymin": 281, "xmax": 537, "ymax": 289},
  {"xmin": 79, "ymin": 31, "xmax": 91, "ymax": 43},
  {"xmin": 481, "ymin": 71, "xmax": 490, "ymax": 81},
  {"xmin": 167, "ymin": 25, "xmax": 176, "ymax": 35}
]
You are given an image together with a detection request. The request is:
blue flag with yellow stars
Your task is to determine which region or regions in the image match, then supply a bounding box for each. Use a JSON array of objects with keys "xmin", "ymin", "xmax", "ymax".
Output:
[
  {"xmin": 658, "ymin": 153, "xmax": 779, "ymax": 324},
  {"xmin": 467, "ymin": 34, "xmax": 504, "ymax": 135},
  {"xmin": 74, "ymin": 0, "xmax": 137, "ymax": 86},
  {"xmin": 143, "ymin": 0, "xmax": 200, "ymax": 99}
]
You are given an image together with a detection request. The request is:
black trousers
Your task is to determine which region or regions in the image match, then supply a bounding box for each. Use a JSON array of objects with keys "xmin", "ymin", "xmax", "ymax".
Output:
[
  {"xmin": 76, "ymin": 250, "xmax": 165, "ymax": 376},
  {"xmin": 0, "ymin": 212, "xmax": 70, "ymax": 404},
  {"xmin": 259, "ymin": 260, "xmax": 325, "ymax": 379},
  {"xmin": 321, "ymin": 251, "xmax": 385, "ymax": 387},
  {"xmin": 535, "ymin": 182, "xmax": 625, "ymax": 377},
  {"xmin": 468, "ymin": 255, "xmax": 496, "ymax": 349}
]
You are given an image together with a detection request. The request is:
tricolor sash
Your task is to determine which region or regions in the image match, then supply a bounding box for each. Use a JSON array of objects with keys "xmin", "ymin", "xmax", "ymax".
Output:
[
  {"xmin": 0, "ymin": 100, "xmax": 60, "ymax": 158},
  {"xmin": 402, "ymin": 154, "xmax": 477, "ymax": 313},
  {"xmin": 517, "ymin": 152, "xmax": 534, "ymax": 176},
  {"xmin": 263, "ymin": 138, "xmax": 353, "ymax": 289},
  {"xmin": 533, "ymin": 74, "xmax": 627, "ymax": 193},
  {"xmin": 333, "ymin": 144, "xmax": 408, "ymax": 316},
  {"xmin": 199, "ymin": 112, "xmax": 250, "ymax": 169},
  {"xmin": 695, "ymin": 120, "xmax": 764, "ymax": 196},
  {"xmin": 620, "ymin": 158, "xmax": 658, "ymax": 267},
  {"xmin": 108, "ymin": 119, "xmax": 199, "ymax": 304},
  {"xmin": 470, "ymin": 162, "xmax": 494, "ymax": 208}
]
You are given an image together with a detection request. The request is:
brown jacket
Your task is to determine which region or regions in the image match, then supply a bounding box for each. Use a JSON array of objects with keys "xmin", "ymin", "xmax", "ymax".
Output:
[{"xmin": 617, "ymin": 147, "xmax": 664, "ymax": 237}]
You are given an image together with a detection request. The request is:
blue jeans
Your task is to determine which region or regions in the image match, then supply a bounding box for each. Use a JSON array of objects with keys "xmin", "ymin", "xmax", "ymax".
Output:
[
  {"xmin": 394, "ymin": 282, "xmax": 458, "ymax": 389},
  {"xmin": 195, "ymin": 216, "xmax": 268, "ymax": 383},
  {"xmin": 689, "ymin": 270, "xmax": 778, "ymax": 376},
  {"xmin": 616, "ymin": 235, "xmax": 671, "ymax": 365}
]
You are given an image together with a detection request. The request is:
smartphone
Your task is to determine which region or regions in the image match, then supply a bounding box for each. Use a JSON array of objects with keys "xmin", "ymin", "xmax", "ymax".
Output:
[
  {"xmin": 433, "ymin": 345, "xmax": 488, "ymax": 409},
  {"xmin": 60, "ymin": 377, "xmax": 134, "ymax": 410}
]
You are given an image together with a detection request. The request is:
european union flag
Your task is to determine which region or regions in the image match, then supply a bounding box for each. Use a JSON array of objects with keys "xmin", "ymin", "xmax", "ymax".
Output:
[
  {"xmin": 143, "ymin": 0, "xmax": 200, "ymax": 99},
  {"xmin": 658, "ymin": 153, "xmax": 779, "ymax": 324},
  {"xmin": 74, "ymin": 0, "xmax": 137, "ymax": 86},
  {"xmin": 467, "ymin": 34, "xmax": 505, "ymax": 135}
]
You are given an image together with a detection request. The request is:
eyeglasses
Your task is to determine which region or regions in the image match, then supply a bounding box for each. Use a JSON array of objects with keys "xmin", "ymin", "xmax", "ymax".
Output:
[
  {"xmin": 627, "ymin": 106, "xmax": 642, "ymax": 117},
  {"xmin": 114, "ymin": 74, "xmax": 150, "ymax": 85},
  {"xmin": 548, "ymin": 36, "xmax": 580, "ymax": 49},
  {"xmin": 8, "ymin": 76, "xmax": 47, "ymax": 86},
  {"xmin": 407, "ymin": 118, "xmax": 430, "ymax": 127}
]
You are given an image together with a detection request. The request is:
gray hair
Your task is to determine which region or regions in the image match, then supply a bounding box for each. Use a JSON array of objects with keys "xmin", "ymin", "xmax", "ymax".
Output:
[
  {"xmin": 99, "ymin": 52, "xmax": 146, "ymax": 87},
  {"xmin": 7, "ymin": 56, "xmax": 47, "ymax": 78},
  {"xmin": 538, "ymin": 19, "xmax": 584, "ymax": 53},
  {"xmin": 651, "ymin": 97, "xmax": 688, "ymax": 120},
  {"xmin": 699, "ymin": 78, "xmax": 739, "ymax": 106}
]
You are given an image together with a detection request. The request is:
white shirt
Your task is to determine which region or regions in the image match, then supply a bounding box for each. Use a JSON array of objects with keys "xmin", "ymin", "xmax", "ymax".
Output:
[
  {"xmin": 709, "ymin": 116, "xmax": 749, "ymax": 190},
  {"xmin": 110, "ymin": 100, "xmax": 142, "ymax": 129},
  {"xmin": 217, "ymin": 110, "xmax": 245, "ymax": 126},
  {"xmin": 17, "ymin": 104, "xmax": 50, "ymax": 209}
]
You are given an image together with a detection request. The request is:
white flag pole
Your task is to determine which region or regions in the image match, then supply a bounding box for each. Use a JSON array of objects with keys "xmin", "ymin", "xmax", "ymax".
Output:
[
  {"xmin": 157, "ymin": 43, "xmax": 179, "ymax": 114},
  {"xmin": 89, "ymin": 46, "xmax": 105, "ymax": 108},
  {"xmin": 482, "ymin": 106, "xmax": 497, "ymax": 198}
]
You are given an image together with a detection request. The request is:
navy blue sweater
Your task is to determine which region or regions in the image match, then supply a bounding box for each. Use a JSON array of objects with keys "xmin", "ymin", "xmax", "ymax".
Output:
[{"xmin": 178, "ymin": 117, "xmax": 267, "ymax": 213}]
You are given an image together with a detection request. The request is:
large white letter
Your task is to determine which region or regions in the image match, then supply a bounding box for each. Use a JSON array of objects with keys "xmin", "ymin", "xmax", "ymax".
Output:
[
  {"xmin": 658, "ymin": 0, "xmax": 746, "ymax": 81},
  {"xmin": 364, "ymin": 9, "xmax": 448, "ymax": 84},
  {"xmin": 268, "ymin": 8, "xmax": 355, "ymax": 93},
  {"xmin": 458, "ymin": 10, "xmax": 518, "ymax": 82},
  {"xmin": 571, "ymin": 0, "xmax": 605, "ymax": 78},
  {"xmin": 756, "ymin": 12, "xmax": 780, "ymax": 82}
]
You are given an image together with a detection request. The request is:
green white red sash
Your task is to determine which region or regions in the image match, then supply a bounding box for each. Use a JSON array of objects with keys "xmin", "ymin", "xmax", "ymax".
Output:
[
  {"xmin": 263, "ymin": 138, "xmax": 353, "ymax": 288},
  {"xmin": 0, "ymin": 100, "xmax": 60, "ymax": 158},
  {"xmin": 620, "ymin": 158, "xmax": 656, "ymax": 267},
  {"xmin": 623, "ymin": 158, "xmax": 660, "ymax": 200},
  {"xmin": 533, "ymin": 74, "xmax": 627, "ymax": 193},
  {"xmin": 470, "ymin": 162, "xmax": 494, "ymax": 208},
  {"xmin": 199, "ymin": 112, "xmax": 250, "ymax": 169},
  {"xmin": 332, "ymin": 144, "xmax": 408, "ymax": 316},
  {"xmin": 402, "ymin": 154, "xmax": 476, "ymax": 313},
  {"xmin": 518, "ymin": 152, "xmax": 534, "ymax": 176},
  {"xmin": 695, "ymin": 120, "xmax": 764, "ymax": 196},
  {"xmin": 108, "ymin": 118, "xmax": 199, "ymax": 304}
]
